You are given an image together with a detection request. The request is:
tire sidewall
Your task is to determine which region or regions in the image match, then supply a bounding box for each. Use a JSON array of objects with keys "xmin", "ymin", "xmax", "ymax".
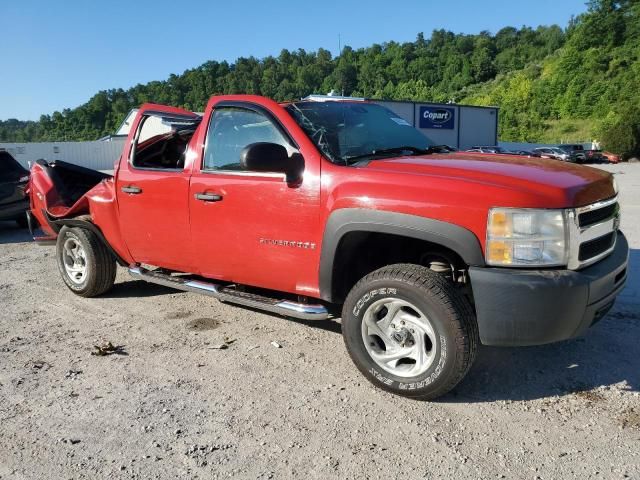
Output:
[
  {"xmin": 56, "ymin": 227, "xmax": 93, "ymax": 294},
  {"xmin": 343, "ymin": 277, "xmax": 461, "ymax": 396}
]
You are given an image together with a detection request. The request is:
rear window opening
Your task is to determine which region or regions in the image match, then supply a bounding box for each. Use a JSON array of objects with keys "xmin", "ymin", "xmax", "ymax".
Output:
[{"xmin": 131, "ymin": 114, "xmax": 201, "ymax": 170}]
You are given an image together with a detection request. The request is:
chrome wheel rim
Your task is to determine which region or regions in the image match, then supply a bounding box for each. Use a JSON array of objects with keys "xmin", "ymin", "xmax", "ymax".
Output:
[
  {"xmin": 361, "ymin": 298, "xmax": 438, "ymax": 378},
  {"xmin": 62, "ymin": 237, "xmax": 87, "ymax": 284}
]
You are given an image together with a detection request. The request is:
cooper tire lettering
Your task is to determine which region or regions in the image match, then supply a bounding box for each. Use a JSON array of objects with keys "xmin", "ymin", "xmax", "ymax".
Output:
[{"xmin": 353, "ymin": 287, "xmax": 397, "ymax": 316}]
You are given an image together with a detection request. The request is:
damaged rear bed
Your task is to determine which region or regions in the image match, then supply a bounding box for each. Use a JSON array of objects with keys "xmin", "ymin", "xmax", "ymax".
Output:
[{"xmin": 29, "ymin": 159, "xmax": 113, "ymax": 237}]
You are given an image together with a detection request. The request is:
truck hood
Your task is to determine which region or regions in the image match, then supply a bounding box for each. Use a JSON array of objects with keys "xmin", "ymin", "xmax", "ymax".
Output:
[{"xmin": 364, "ymin": 152, "xmax": 614, "ymax": 207}]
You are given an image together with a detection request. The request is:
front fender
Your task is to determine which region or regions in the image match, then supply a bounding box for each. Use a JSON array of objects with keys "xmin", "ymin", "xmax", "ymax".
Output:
[{"xmin": 318, "ymin": 208, "xmax": 485, "ymax": 302}]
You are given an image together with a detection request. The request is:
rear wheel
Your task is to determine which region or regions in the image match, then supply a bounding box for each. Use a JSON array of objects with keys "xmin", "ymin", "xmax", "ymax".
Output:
[
  {"xmin": 56, "ymin": 226, "xmax": 116, "ymax": 297},
  {"xmin": 341, "ymin": 263, "xmax": 478, "ymax": 400}
]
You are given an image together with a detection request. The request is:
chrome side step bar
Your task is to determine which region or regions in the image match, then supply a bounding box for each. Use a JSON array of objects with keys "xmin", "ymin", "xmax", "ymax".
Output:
[{"xmin": 128, "ymin": 266, "xmax": 329, "ymax": 321}]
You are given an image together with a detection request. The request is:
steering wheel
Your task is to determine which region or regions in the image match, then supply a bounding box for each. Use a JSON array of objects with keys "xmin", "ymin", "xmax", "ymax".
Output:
[{"xmin": 158, "ymin": 132, "xmax": 182, "ymax": 167}]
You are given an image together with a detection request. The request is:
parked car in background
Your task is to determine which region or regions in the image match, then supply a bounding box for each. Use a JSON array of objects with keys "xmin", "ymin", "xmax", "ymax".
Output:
[
  {"xmin": 584, "ymin": 149, "xmax": 606, "ymax": 163},
  {"xmin": 558, "ymin": 144, "xmax": 587, "ymax": 163},
  {"xmin": 603, "ymin": 151, "xmax": 621, "ymax": 163},
  {"xmin": 0, "ymin": 151, "xmax": 30, "ymax": 227},
  {"xmin": 533, "ymin": 147, "xmax": 571, "ymax": 161},
  {"xmin": 466, "ymin": 146, "xmax": 511, "ymax": 154},
  {"xmin": 429, "ymin": 145, "xmax": 458, "ymax": 153},
  {"xmin": 512, "ymin": 150, "xmax": 541, "ymax": 157}
]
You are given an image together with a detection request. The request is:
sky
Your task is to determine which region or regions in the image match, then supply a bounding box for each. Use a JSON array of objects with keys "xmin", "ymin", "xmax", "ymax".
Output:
[{"xmin": 0, "ymin": 0, "xmax": 589, "ymax": 121}]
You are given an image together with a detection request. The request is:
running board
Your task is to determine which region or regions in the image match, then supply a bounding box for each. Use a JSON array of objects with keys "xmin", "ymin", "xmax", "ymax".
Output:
[{"xmin": 128, "ymin": 266, "xmax": 329, "ymax": 321}]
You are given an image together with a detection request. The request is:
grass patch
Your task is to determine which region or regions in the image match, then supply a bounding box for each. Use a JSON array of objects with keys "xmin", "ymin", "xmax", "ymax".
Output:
[{"xmin": 537, "ymin": 118, "xmax": 597, "ymax": 144}]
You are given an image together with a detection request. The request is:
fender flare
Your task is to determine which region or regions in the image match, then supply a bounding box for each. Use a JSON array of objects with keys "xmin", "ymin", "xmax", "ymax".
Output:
[{"xmin": 318, "ymin": 208, "xmax": 485, "ymax": 302}]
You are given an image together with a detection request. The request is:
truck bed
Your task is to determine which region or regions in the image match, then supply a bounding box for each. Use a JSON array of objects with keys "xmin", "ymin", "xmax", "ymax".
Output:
[
  {"xmin": 28, "ymin": 158, "xmax": 113, "ymax": 231},
  {"xmin": 34, "ymin": 159, "xmax": 111, "ymax": 208}
]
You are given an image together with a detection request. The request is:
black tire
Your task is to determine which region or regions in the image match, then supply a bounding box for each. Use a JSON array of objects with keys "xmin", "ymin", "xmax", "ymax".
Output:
[
  {"xmin": 56, "ymin": 226, "xmax": 116, "ymax": 297},
  {"xmin": 341, "ymin": 263, "xmax": 478, "ymax": 400},
  {"xmin": 15, "ymin": 214, "xmax": 29, "ymax": 229}
]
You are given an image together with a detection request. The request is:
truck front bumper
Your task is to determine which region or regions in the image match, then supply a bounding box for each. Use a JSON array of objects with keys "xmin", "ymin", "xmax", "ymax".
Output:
[{"xmin": 469, "ymin": 232, "xmax": 629, "ymax": 346}]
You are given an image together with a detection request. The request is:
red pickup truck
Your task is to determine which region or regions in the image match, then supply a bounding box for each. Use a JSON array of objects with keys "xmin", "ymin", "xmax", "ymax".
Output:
[{"xmin": 28, "ymin": 95, "xmax": 628, "ymax": 400}]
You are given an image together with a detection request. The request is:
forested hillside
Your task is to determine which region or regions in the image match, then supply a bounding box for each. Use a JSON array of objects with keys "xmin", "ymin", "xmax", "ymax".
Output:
[
  {"xmin": 461, "ymin": 0, "xmax": 640, "ymax": 156},
  {"xmin": 1, "ymin": 0, "xmax": 638, "ymax": 157}
]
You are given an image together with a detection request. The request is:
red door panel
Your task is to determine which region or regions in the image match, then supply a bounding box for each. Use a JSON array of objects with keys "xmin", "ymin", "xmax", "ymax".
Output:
[
  {"xmin": 187, "ymin": 98, "xmax": 322, "ymax": 297},
  {"xmin": 116, "ymin": 105, "xmax": 200, "ymax": 271},
  {"xmin": 189, "ymin": 171, "xmax": 321, "ymax": 295},
  {"xmin": 116, "ymin": 169, "xmax": 192, "ymax": 270}
]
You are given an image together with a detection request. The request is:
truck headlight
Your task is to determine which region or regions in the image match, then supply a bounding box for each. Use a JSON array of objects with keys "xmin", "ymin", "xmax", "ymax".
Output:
[{"xmin": 486, "ymin": 208, "xmax": 568, "ymax": 267}]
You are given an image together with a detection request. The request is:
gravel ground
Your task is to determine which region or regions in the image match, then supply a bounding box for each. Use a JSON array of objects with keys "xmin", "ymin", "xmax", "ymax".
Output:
[{"xmin": 0, "ymin": 163, "xmax": 638, "ymax": 480}]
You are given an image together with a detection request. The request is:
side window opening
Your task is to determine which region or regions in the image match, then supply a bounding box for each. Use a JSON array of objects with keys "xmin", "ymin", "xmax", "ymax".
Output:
[
  {"xmin": 131, "ymin": 114, "xmax": 200, "ymax": 170},
  {"xmin": 203, "ymin": 107, "xmax": 291, "ymax": 171}
]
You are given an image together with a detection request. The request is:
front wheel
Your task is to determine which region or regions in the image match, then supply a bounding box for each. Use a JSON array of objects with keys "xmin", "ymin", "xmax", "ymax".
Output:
[
  {"xmin": 56, "ymin": 226, "xmax": 116, "ymax": 297},
  {"xmin": 341, "ymin": 264, "xmax": 478, "ymax": 400}
]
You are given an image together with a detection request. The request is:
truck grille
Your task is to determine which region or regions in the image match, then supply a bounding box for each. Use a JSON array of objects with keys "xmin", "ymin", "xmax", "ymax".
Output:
[
  {"xmin": 568, "ymin": 196, "xmax": 619, "ymax": 270},
  {"xmin": 578, "ymin": 232, "xmax": 616, "ymax": 261},
  {"xmin": 578, "ymin": 202, "xmax": 618, "ymax": 227}
]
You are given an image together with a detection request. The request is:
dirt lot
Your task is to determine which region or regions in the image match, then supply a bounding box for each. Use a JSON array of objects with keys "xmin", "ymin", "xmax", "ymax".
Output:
[{"xmin": 0, "ymin": 164, "xmax": 638, "ymax": 480}]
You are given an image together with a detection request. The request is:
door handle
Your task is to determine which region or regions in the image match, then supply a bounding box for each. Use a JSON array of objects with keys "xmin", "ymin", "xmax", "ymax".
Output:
[
  {"xmin": 194, "ymin": 192, "xmax": 223, "ymax": 202},
  {"xmin": 121, "ymin": 185, "xmax": 142, "ymax": 194}
]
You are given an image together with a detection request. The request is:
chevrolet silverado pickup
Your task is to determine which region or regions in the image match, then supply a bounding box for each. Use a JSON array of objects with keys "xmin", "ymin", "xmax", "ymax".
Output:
[{"xmin": 28, "ymin": 95, "xmax": 629, "ymax": 400}]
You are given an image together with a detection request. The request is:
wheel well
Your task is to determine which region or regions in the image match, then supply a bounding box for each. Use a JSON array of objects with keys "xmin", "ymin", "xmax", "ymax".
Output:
[
  {"xmin": 52, "ymin": 217, "xmax": 127, "ymax": 266},
  {"xmin": 330, "ymin": 231, "xmax": 467, "ymax": 304}
]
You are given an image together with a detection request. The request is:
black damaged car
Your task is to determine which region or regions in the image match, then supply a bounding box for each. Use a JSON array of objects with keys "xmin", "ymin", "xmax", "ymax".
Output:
[{"xmin": 0, "ymin": 151, "xmax": 30, "ymax": 227}]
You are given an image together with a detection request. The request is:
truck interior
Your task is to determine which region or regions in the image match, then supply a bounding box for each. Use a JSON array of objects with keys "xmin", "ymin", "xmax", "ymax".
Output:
[{"xmin": 130, "ymin": 114, "xmax": 201, "ymax": 170}]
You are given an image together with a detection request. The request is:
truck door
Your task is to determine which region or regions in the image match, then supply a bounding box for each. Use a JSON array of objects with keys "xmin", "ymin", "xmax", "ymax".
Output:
[
  {"xmin": 188, "ymin": 100, "xmax": 321, "ymax": 296},
  {"xmin": 116, "ymin": 106, "xmax": 201, "ymax": 271}
]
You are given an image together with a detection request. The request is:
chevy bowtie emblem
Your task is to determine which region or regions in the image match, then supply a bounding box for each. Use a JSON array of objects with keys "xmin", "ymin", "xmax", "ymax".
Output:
[{"xmin": 259, "ymin": 238, "xmax": 316, "ymax": 249}]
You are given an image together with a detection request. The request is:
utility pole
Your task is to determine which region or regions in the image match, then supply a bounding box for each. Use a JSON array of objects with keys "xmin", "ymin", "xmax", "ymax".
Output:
[{"xmin": 338, "ymin": 33, "xmax": 344, "ymax": 96}]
